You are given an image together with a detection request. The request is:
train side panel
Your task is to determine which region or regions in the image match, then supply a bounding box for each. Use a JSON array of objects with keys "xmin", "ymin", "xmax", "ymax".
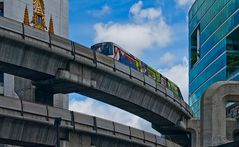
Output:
[{"xmin": 93, "ymin": 42, "xmax": 184, "ymax": 100}]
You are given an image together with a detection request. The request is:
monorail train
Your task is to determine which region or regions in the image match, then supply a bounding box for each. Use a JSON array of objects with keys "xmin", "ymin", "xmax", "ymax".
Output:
[{"xmin": 91, "ymin": 42, "xmax": 183, "ymax": 100}]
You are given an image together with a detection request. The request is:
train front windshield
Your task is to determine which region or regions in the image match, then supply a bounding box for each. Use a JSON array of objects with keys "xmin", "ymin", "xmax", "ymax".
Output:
[{"xmin": 91, "ymin": 43, "xmax": 113, "ymax": 56}]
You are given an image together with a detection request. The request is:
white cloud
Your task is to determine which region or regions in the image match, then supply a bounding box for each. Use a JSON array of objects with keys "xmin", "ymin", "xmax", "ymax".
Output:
[
  {"xmin": 130, "ymin": 1, "xmax": 162, "ymax": 22},
  {"xmin": 69, "ymin": 98, "xmax": 159, "ymax": 135},
  {"xmin": 94, "ymin": 1, "xmax": 172, "ymax": 56},
  {"xmin": 159, "ymin": 57, "xmax": 189, "ymax": 102},
  {"xmin": 160, "ymin": 52, "xmax": 175, "ymax": 65},
  {"xmin": 175, "ymin": 0, "xmax": 195, "ymax": 6},
  {"xmin": 88, "ymin": 4, "xmax": 111, "ymax": 18},
  {"xmin": 101, "ymin": 5, "xmax": 111, "ymax": 15}
]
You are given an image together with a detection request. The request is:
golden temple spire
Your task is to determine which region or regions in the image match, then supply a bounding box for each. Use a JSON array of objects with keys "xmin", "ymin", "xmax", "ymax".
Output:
[
  {"xmin": 48, "ymin": 15, "xmax": 54, "ymax": 34},
  {"xmin": 23, "ymin": 5, "xmax": 30, "ymax": 26},
  {"xmin": 31, "ymin": 0, "xmax": 47, "ymax": 30}
]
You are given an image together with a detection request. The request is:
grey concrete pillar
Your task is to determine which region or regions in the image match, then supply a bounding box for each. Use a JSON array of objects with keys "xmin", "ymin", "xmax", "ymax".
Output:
[
  {"xmin": 187, "ymin": 118, "xmax": 200, "ymax": 147},
  {"xmin": 14, "ymin": 76, "xmax": 68, "ymax": 109},
  {"xmin": 15, "ymin": 77, "xmax": 69, "ymax": 109},
  {"xmin": 60, "ymin": 141, "xmax": 69, "ymax": 147},
  {"xmin": 201, "ymin": 81, "xmax": 239, "ymax": 146},
  {"xmin": 3, "ymin": 74, "xmax": 18, "ymax": 98},
  {"xmin": 14, "ymin": 77, "xmax": 35, "ymax": 102},
  {"xmin": 54, "ymin": 94, "xmax": 69, "ymax": 109},
  {"xmin": 226, "ymin": 118, "xmax": 237, "ymax": 141}
]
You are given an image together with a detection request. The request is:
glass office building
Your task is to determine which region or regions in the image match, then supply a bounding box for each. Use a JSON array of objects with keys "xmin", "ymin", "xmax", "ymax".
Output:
[{"xmin": 189, "ymin": 0, "xmax": 239, "ymax": 117}]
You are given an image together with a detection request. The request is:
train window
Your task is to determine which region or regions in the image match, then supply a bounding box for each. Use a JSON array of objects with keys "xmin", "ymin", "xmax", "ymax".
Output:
[
  {"xmin": 113, "ymin": 46, "xmax": 120, "ymax": 60},
  {"xmin": 155, "ymin": 74, "xmax": 161, "ymax": 83},
  {"xmin": 168, "ymin": 81, "xmax": 178, "ymax": 96},
  {"xmin": 120, "ymin": 51, "xmax": 138, "ymax": 70},
  {"xmin": 0, "ymin": 2, "xmax": 3, "ymax": 16},
  {"xmin": 148, "ymin": 68, "xmax": 156, "ymax": 80},
  {"xmin": 140, "ymin": 62, "xmax": 148, "ymax": 74},
  {"xmin": 93, "ymin": 43, "xmax": 113, "ymax": 55},
  {"xmin": 161, "ymin": 77, "xmax": 167, "ymax": 86},
  {"xmin": 135, "ymin": 59, "xmax": 141, "ymax": 71}
]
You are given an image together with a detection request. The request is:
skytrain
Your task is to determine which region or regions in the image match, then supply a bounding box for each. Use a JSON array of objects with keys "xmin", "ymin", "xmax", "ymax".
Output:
[{"xmin": 91, "ymin": 42, "xmax": 183, "ymax": 100}]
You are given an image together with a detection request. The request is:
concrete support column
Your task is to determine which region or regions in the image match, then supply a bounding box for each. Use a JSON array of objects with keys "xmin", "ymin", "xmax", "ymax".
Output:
[
  {"xmin": 54, "ymin": 94, "xmax": 69, "ymax": 109},
  {"xmin": 14, "ymin": 77, "xmax": 35, "ymax": 102},
  {"xmin": 201, "ymin": 81, "xmax": 239, "ymax": 146},
  {"xmin": 60, "ymin": 141, "xmax": 69, "ymax": 147},
  {"xmin": 3, "ymin": 74, "xmax": 18, "ymax": 98},
  {"xmin": 226, "ymin": 118, "xmax": 237, "ymax": 141},
  {"xmin": 14, "ymin": 76, "xmax": 54, "ymax": 106},
  {"xmin": 187, "ymin": 118, "xmax": 200, "ymax": 147},
  {"xmin": 14, "ymin": 76, "xmax": 69, "ymax": 109}
]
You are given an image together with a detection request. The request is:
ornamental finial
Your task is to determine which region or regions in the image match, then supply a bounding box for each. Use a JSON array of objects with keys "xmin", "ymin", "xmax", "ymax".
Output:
[
  {"xmin": 49, "ymin": 15, "xmax": 54, "ymax": 34},
  {"xmin": 23, "ymin": 5, "xmax": 30, "ymax": 26},
  {"xmin": 31, "ymin": 0, "xmax": 47, "ymax": 30}
]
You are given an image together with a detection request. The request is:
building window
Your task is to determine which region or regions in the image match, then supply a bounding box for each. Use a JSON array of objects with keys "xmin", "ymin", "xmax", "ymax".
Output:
[
  {"xmin": 0, "ymin": 2, "xmax": 3, "ymax": 17},
  {"xmin": 190, "ymin": 26, "xmax": 200, "ymax": 68},
  {"xmin": 226, "ymin": 27, "xmax": 239, "ymax": 78}
]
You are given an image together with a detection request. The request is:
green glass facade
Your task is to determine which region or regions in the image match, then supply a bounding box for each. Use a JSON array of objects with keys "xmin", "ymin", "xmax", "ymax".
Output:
[{"xmin": 189, "ymin": 0, "xmax": 239, "ymax": 117}]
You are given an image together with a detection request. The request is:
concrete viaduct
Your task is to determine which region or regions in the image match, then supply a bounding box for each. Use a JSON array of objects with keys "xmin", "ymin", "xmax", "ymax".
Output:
[
  {"xmin": 0, "ymin": 95, "xmax": 182, "ymax": 147},
  {"xmin": 0, "ymin": 16, "xmax": 193, "ymax": 146},
  {"xmin": 0, "ymin": 17, "xmax": 192, "ymax": 146},
  {"xmin": 1, "ymin": 15, "xmax": 239, "ymax": 147}
]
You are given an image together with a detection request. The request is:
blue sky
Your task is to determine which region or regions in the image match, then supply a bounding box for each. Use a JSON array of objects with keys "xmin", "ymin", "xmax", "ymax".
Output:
[
  {"xmin": 68, "ymin": 0, "xmax": 194, "ymax": 133},
  {"xmin": 69, "ymin": 0, "xmax": 190, "ymax": 68}
]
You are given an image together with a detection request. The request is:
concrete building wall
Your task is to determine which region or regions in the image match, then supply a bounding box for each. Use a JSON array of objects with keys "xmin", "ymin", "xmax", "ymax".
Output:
[{"xmin": 0, "ymin": 0, "xmax": 69, "ymax": 109}]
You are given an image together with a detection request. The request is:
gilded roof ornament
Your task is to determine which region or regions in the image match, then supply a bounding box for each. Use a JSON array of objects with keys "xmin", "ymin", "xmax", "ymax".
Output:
[
  {"xmin": 48, "ymin": 15, "xmax": 54, "ymax": 34},
  {"xmin": 31, "ymin": 0, "xmax": 47, "ymax": 30},
  {"xmin": 23, "ymin": 5, "xmax": 30, "ymax": 26}
]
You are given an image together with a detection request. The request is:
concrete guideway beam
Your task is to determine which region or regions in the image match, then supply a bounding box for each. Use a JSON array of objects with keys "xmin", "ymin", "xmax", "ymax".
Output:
[
  {"xmin": 55, "ymin": 68, "xmax": 186, "ymax": 127},
  {"xmin": 0, "ymin": 16, "xmax": 192, "ymax": 127},
  {"xmin": 0, "ymin": 16, "xmax": 193, "ymax": 146},
  {"xmin": 0, "ymin": 96, "xmax": 181, "ymax": 147},
  {"xmin": 0, "ymin": 31, "xmax": 188, "ymax": 133},
  {"xmin": 0, "ymin": 16, "xmax": 192, "ymax": 116}
]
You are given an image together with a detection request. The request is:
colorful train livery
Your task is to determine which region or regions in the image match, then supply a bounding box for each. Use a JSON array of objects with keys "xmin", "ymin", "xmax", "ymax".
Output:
[{"xmin": 91, "ymin": 42, "xmax": 183, "ymax": 100}]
